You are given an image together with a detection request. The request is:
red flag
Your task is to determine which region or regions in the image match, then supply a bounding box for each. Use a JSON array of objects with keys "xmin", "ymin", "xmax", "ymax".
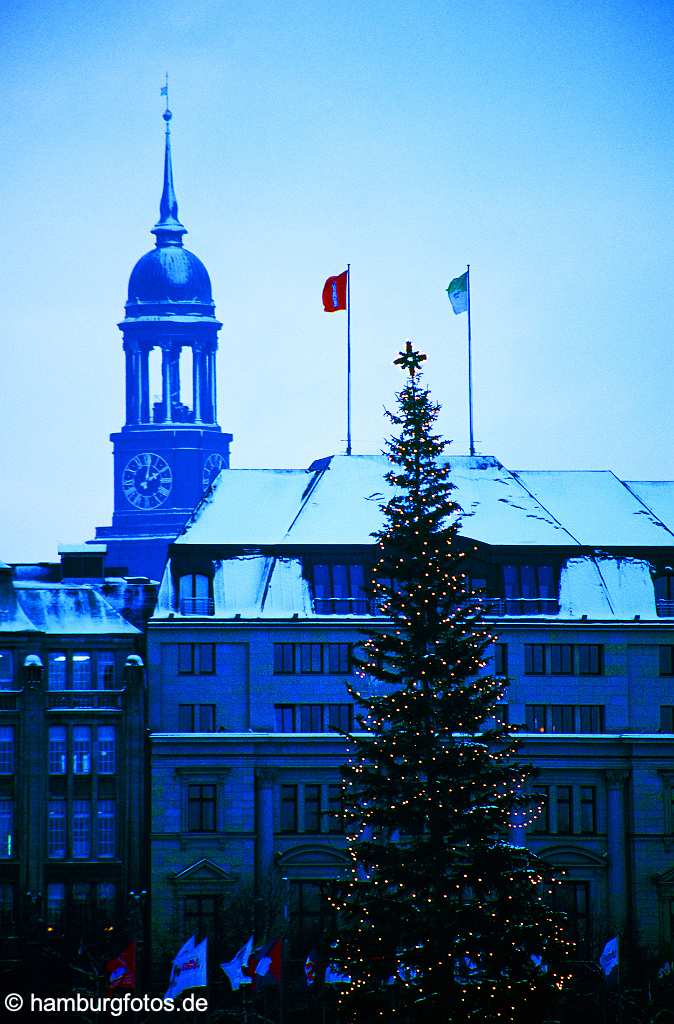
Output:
[
  {"xmin": 322, "ymin": 270, "xmax": 348, "ymax": 312},
  {"xmin": 106, "ymin": 941, "xmax": 136, "ymax": 991},
  {"xmin": 249, "ymin": 938, "xmax": 282, "ymax": 986}
]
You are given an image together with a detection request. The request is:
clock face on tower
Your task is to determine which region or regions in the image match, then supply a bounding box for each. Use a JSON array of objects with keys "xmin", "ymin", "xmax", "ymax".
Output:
[
  {"xmin": 122, "ymin": 453, "xmax": 173, "ymax": 510},
  {"xmin": 202, "ymin": 452, "xmax": 226, "ymax": 491}
]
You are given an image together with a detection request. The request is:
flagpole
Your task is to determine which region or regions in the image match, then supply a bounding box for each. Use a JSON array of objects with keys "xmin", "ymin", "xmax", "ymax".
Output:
[
  {"xmin": 346, "ymin": 264, "xmax": 352, "ymax": 456},
  {"xmin": 466, "ymin": 264, "xmax": 475, "ymax": 456}
]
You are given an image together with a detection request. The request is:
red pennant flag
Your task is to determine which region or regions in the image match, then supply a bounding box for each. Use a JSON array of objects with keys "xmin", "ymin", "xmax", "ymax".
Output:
[
  {"xmin": 106, "ymin": 941, "xmax": 136, "ymax": 991},
  {"xmin": 322, "ymin": 270, "xmax": 348, "ymax": 312}
]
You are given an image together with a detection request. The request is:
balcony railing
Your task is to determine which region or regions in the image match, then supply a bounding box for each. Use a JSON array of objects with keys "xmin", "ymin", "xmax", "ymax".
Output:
[
  {"xmin": 476, "ymin": 596, "xmax": 560, "ymax": 616},
  {"xmin": 179, "ymin": 597, "xmax": 215, "ymax": 616},
  {"xmin": 46, "ymin": 691, "xmax": 124, "ymax": 710},
  {"xmin": 657, "ymin": 599, "xmax": 674, "ymax": 617}
]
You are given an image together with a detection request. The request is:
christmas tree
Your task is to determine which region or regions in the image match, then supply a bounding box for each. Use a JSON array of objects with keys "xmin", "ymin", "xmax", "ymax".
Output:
[{"xmin": 331, "ymin": 343, "xmax": 572, "ymax": 1023}]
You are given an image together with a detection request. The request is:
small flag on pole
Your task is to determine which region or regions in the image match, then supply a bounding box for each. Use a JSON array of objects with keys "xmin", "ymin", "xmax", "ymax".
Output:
[
  {"xmin": 446, "ymin": 271, "xmax": 468, "ymax": 314},
  {"xmin": 322, "ymin": 270, "xmax": 348, "ymax": 312},
  {"xmin": 221, "ymin": 936, "xmax": 254, "ymax": 990},
  {"xmin": 599, "ymin": 936, "xmax": 619, "ymax": 976},
  {"xmin": 106, "ymin": 942, "xmax": 136, "ymax": 991},
  {"xmin": 165, "ymin": 936, "xmax": 208, "ymax": 1000},
  {"xmin": 160, "ymin": 85, "xmax": 168, "ymax": 96}
]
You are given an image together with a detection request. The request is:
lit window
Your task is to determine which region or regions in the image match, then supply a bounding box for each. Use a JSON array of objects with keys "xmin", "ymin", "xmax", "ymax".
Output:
[
  {"xmin": 48, "ymin": 652, "xmax": 67, "ymax": 690},
  {"xmin": 72, "ymin": 653, "xmax": 92, "ymax": 690},
  {"xmin": 0, "ymin": 651, "xmax": 13, "ymax": 689},
  {"xmin": 97, "ymin": 652, "xmax": 115, "ymax": 689},
  {"xmin": 48, "ymin": 726, "xmax": 67, "ymax": 774},
  {"xmin": 71, "ymin": 800, "xmax": 91, "ymax": 858},
  {"xmin": 96, "ymin": 800, "xmax": 116, "ymax": 858},
  {"xmin": 72, "ymin": 726, "xmax": 92, "ymax": 774},
  {"xmin": 48, "ymin": 799, "xmax": 66, "ymax": 859},
  {"xmin": 0, "ymin": 727, "xmax": 14, "ymax": 774},
  {"xmin": 178, "ymin": 574, "xmax": 212, "ymax": 615},
  {"xmin": 47, "ymin": 883, "xmax": 65, "ymax": 928},
  {"xmin": 95, "ymin": 726, "xmax": 116, "ymax": 774},
  {"xmin": 0, "ymin": 799, "xmax": 13, "ymax": 858}
]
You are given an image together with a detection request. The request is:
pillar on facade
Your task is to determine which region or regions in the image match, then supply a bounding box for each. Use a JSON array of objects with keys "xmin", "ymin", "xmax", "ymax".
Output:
[
  {"xmin": 124, "ymin": 345, "xmax": 139, "ymax": 425},
  {"xmin": 606, "ymin": 770, "xmax": 629, "ymax": 934},
  {"xmin": 139, "ymin": 344, "xmax": 150, "ymax": 423},
  {"xmin": 160, "ymin": 345, "xmax": 171, "ymax": 423},
  {"xmin": 255, "ymin": 768, "xmax": 277, "ymax": 895},
  {"xmin": 192, "ymin": 344, "xmax": 203, "ymax": 423}
]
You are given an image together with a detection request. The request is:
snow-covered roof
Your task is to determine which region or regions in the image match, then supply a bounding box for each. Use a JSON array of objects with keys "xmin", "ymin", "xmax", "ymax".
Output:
[
  {"xmin": 513, "ymin": 471, "xmax": 673, "ymax": 547},
  {"xmin": 176, "ymin": 455, "xmax": 674, "ymax": 551},
  {"xmin": 10, "ymin": 582, "xmax": 140, "ymax": 635}
]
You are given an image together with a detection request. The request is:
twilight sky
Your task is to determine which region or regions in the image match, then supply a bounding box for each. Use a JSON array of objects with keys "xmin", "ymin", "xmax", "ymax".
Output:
[{"xmin": 1, "ymin": 0, "xmax": 673, "ymax": 562}]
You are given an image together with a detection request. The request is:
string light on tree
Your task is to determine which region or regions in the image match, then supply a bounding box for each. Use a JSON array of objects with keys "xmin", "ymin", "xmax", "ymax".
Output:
[{"xmin": 329, "ymin": 343, "xmax": 572, "ymax": 1024}]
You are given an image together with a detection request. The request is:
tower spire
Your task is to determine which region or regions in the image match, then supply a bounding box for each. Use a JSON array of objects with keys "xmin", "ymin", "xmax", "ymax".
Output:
[{"xmin": 152, "ymin": 76, "xmax": 187, "ymax": 247}]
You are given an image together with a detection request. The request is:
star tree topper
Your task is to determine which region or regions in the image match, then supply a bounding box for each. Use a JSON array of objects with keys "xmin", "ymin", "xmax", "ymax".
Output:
[{"xmin": 394, "ymin": 340, "xmax": 427, "ymax": 376}]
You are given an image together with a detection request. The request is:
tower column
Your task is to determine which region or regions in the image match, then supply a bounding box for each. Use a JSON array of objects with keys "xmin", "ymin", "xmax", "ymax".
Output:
[
  {"xmin": 124, "ymin": 345, "xmax": 137, "ymax": 424},
  {"xmin": 139, "ymin": 344, "xmax": 150, "ymax": 423},
  {"xmin": 208, "ymin": 349, "xmax": 217, "ymax": 424},
  {"xmin": 192, "ymin": 344, "xmax": 203, "ymax": 423},
  {"xmin": 161, "ymin": 344, "xmax": 171, "ymax": 423}
]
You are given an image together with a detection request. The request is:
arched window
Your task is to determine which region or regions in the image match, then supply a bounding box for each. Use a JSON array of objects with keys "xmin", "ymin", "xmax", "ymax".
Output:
[{"xmin": 179, "ymin": 573, "xmax": 213, "ymax": 616}]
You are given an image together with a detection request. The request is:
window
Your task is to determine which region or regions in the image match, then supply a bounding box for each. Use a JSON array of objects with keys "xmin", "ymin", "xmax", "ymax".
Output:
[
  {"xmin": 578, "ymin": 644, "xmax": 603, "ymax": 675},
  {"xmin": 280, "ymin": 785, "xmax": 298, "ymax": 833},
  {"xmin": 580, "ymin": 786, "xmax": 597, "ymax": 834},
  {"xmin": 179, "ymin": 704, "xmax": 216, "ymax": 731},
  {"xmin": 525, "ymin": 705, "xmax": 604, "ymax": 734},
  {"xmin": 524, "ymin": 645, "xmax": 546, "ymax": 675},
  {"xmin": 327, "ymin": 784, "xmax": 344, "ymax": 834},
  {"xmin": 556, "ymin": 786, "xmax": 573, "ymax": 834},
  {"xmin": 525, "ymin": 705, "xmax": 546, "ymax": 732},
  {"xmin": 178, "ymin": 574, "xmax": 213, "ymax": 615},
  {"xmin": 187, "ymin": 785, "xmax": 216, "ymax": 832},
  {"xmin": 299, "ymin": 705, "xmax": 323, "ymax": 732},
  {"xmin": 95, "ymin": 726, "xmax": 116, "ymax": 774},
  {"xmin": 327, "ymin": 643, "xmax": 352, "ymax": 673},
  {"xmin": 275, "ymin": 704, "xmax": 354, "ymax": 732},
  {"xmin": 274, "ymin": 644, "xmax": 295, "ymax": 674},
  {"xmin": 273, "ymin": 642, "xmax": 354, "ymax": 675},
  {"xmin": 0, "ymin": 799, "xmax": 13, "ymax": 858},
  {"xmin": 550, "ymin": 706, "xmax": 575, "ymax": 733},
  {"xmin": 97, "ymin": 652, "xmax": 115, "ymax": 689},
  {"xmin": 299, "ymin": 644, "xmax": 323, "ymax": 673},
  {"xmin": 655, "ymin": 572, "xmax": 674, "ymax": 616},
  {"xmin": 184, "ymin": 895, "xmax": 219, "ymax": 940},
  {"xmin": 289, "ymin": 881, "xmax": 330, "ymax": 950},
  {"xmin": 503, "ymin": 564, "xmax": 558, "ymax": 614},
  {"xmin": 48, "ymin": 799, "xmax": 66, "ymax": 858},
  {"xmin": 275, "ymin": 705, "xmax": 295, "ymax": 732},
  {"xmin": 47, "ymin": 883, "xmax": 65, "ymax": 929},
  {"xmin": 530, "ymin": 786, "xmax": 549, "ymax": 834},
  {"xmin": 0, "ymin": 883, "xmax": 14, "ymax": 929},
  {"xmin": 303, "ymin": 785, "xmax": 322, "ymax": 833},
  {"xmin": 549, "ymin": 644, "xmax": 574, "ymax": 674},
  {"xmin": 72, "ymin": 726, "xmax": 92, "ymax": 774},
  {"xmin": 49, "ymin": 726, "xmax": 67, "ymax": 774},
  {"xmin": 97, "ymin": 882, "xmax": 116, "ymax": 919},
  {"xmin": 491, "ymin": 705, "xmax": 509, "ymax": 725},
  {"xmin": 0, "ymin": 651, "xmax": 13, "ymax": 689},
  {"xmin": 0, "ymin": 727, "xmax": 14, "ymax": 774},
  {"xmin": 494, "ymin": 644, "xmax": 508, "ymax": 676},
  {"xmin": 327, "ymin": 704, "xmax": 354, "ymax": 732},
  {"xmin": 660, "ymin": 647, "xmax": 674, "ymax": 677},
  {"xmin": 48, "ymin": 652, "xmax": 67, "ymax": 690},
  {"xmin": 72, "ymin": 800, "xmax": 91, "ymax": 858},
  {"xmin": 178, "ymin": 643, "xmax": 216, "ymax": 675},
  {"xmin": 96, "ymin": 800, "xmax": 116, "ymax": 858},
  {"xmin": 661, "ymin": 707, "xmax": 674, "ymax": 732},
  {"xmin": 311, "ymin": 563, "xmax": 369, "ymax": 614},
  {"xmin": 553, "ymin": 881, "xmax": 590, "ymax": 952},
  {"xmin": 72, "ymin": 653, "xmax": 92, "ymax": 689}
]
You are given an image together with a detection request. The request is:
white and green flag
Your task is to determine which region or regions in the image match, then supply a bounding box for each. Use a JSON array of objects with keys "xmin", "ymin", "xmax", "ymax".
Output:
[{"xmin": 446, "ymin": 271, "xmax": 468, "ymax": 314}]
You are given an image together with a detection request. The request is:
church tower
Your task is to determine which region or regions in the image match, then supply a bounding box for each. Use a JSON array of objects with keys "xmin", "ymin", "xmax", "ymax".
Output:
[{"xmin": 95, "ymin": 103, "xmax": 232, "ymax": 578}]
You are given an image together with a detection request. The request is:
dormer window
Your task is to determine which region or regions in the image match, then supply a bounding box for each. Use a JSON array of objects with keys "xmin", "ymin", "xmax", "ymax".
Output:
[
  {"xmin": 655, "ymin": 572, "xmax": 674, "ymax": 617},
  {"xmin": 179, "ymin": 573, "xmax": 213, "ymax": 616},
  {"xmin": 311, "ymin": 563, "xmax": 370, "ymax": 615},
  {"xmin": 502, "ymin": 564, "xmax": 559, "ymax": 615}
]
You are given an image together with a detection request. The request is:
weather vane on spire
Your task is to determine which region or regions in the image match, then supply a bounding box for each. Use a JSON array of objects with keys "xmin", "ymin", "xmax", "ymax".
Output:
[{"xmin": 160, "ymin": 73, "xmax": 171, "ymax": 122}]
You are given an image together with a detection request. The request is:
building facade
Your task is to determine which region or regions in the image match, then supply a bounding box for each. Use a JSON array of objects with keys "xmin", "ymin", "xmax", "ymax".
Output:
[
  {"xmin": 0, "ymin": 548, "xmax": 153, "ymax": 986},
  {"xmin": 145, "ymin": 453, "xmax": 674, "ymax": 976}
]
